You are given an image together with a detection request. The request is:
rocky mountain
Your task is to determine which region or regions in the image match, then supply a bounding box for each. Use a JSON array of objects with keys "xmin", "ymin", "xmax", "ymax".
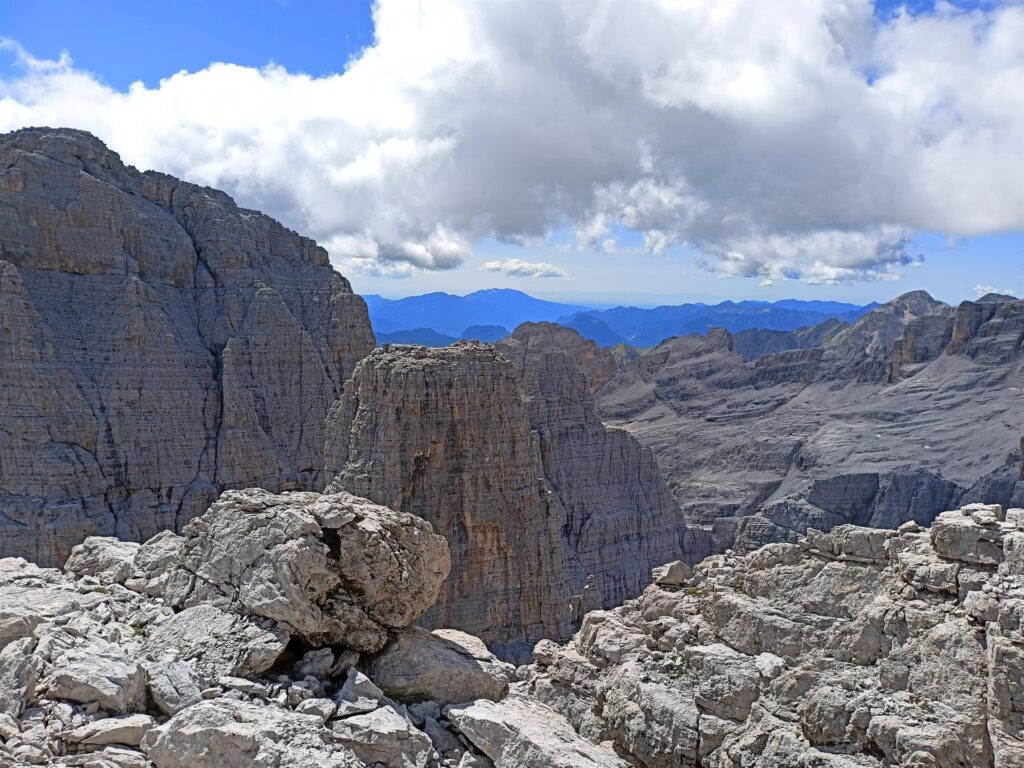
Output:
[
  {"xmin": 563, "ymin": 299, "xmax": 873, "ymax": 348},
  {"xmin": 525, "ymin": 503, "xmax": 1024, "ymax": 767},
  {"xmin": 365, "ymin": 290, "xmax": 588, "ymax": 338},
  {"xmin": 325, "ymin": 336, "xmax": 707, "ymax": 658},
  {"xmin": 0, "ymin": 488, "xmax": 624, "ymax": 768},
  {"xmin": 0, "ymin": 128, "xmax": 374, "ymax": 567},
  {"xmin": 2, "ymin": 490, "xmax": 1020, "ymax": 767},
  {"xmin": 597, "ymin": 291, "xmax": 1024, "ymax": 553}
]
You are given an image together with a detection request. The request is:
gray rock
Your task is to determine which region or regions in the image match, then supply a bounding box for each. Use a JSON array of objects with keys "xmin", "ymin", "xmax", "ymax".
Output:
[
  {"xmin": 141, "ymin": 698, "xmax": 361, "ymax": 767},
  {"xmin": 143, "ymin": 603, "xmax": 288, "ymax": 680},
  {"xmin": 144, "ymin": 661, "xmax": 203, "ymax": 716},
  {"xmin": 66, "ymin": 714, "xmax": 155, "ymax": 746},
  {"xmin": 526, "ymin": 509, "xmax": 1024, "ymax": 767},
  {"xmin": 295, "ymin": 697, "xmax": 336, "ymax": 721},
  {"xmin": 446, "ymin": 696, "xmax": 626, "ymax": 768},
  {"xmin": 333, "ymin": 668, "xmax": 383, "ymax": 717},
  {"xmin": 329, "ymin": 704, "xmax": 434, "ymax": 768},
  {"xmin": 0, "ymin": 127, "xmax": 374, "ymax": 568},
  {"xmin": 64, "ymin": 538, "xmax": 141, "ymax": 585},
  {"xmin": 367, "ymin": 627, "xmax": 514, "ymax": 706},
  {"xmin": 36, "ymin": 628, "xmax": 146, "ymax": 713},
  {"xmin": 163, "ymin": 488, "xmax": 450, "ymax": 652}
]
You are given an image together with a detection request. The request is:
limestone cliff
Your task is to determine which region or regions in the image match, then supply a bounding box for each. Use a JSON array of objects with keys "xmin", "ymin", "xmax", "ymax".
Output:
[
  {"xmin": 525, "ymin": 503, "xmax": 1024, "ymax": 767},
  {"xmin": 325, "ymin": 338, "xmax": 707, "ymax": 656},
  {"xmin": 325, "ymin": 343, "xmax": 575, "ymax": 656},
  {"xmin": 599, "ymin": 292, "xmax": 1024, "ymax": 553},
  {"xmin": 496, "ymin": 323, "xmax": 708, "ymax": 607},
  {"xmin": 0, "ymin": 128, "xmax": 374, "ymax": 566}
]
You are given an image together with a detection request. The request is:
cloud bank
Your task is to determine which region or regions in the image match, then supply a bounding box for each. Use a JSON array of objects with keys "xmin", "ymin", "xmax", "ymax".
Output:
[
  {"xmin": 484, "ymin": 258, "xmax": 568, "ymax": 279},
  {"xmin": 1, "ymin": 1, "xmax": 1023, "ymax": 284}
]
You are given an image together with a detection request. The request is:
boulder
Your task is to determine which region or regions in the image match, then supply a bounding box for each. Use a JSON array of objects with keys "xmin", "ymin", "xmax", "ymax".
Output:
[
  {"xmin": 141, "ymin": 698, "xmax": 361, "ymax": 768},
  {"xmin": 143, "ymin": 603, "xmax": 288, "ymax": 680},
  {"xmin": 163, "ymin": 489, "xmax": 450, "ymax": 652},
  {"xmin": 67, "ymin": 714, "xmax": 155, "ymax": 747},
  {"xmin": 368, "ymin": 626, "xmax": 514, "ymax": 706},
  {"xmin": 330, "ymin": 705, "xmax": 434, "ymax": 768},
  {"xmin": 64, "ymin": 537, "xmax": 141, "ymax": 584},
  {"xmin": 36, "ymin": 628, "xmax": 146, "ymax": 713},
  {"xmin": 446, "ymin": 696, "xmax": 627, "ymax": 768},
  {"xmin": 144, "ymin": 661, "xmax": 203, "ymax": 716}
]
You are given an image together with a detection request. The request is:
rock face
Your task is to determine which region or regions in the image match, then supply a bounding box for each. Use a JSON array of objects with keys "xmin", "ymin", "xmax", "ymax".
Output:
[
  {"xmin": 599, "ymin": 291, "xmax": 1024, "ymax": 553},
  {"xmin": 496, "ymin": 323, "xmax": 709, "ymax": 607},
  {"xmin": 0, "ymin": 488, "xmax": 611, "ymax": 768},
  {"xmin": 160, "ymin": 489, "xmax": 451, "ymax": 653},
  {"xmin": 326, "ymin": 338, "xmax": 707, "ymax": 656},
  {"xmin": 0, "ymin": 128, "xmax": 374, "ymax": 566},
  {"xmin": 524, "ymin": 503, "xmax": 1024, "ymax": 767},
  {"xmin": 326, "ymin": 342, "xmax": 575, "ymax": 656}
]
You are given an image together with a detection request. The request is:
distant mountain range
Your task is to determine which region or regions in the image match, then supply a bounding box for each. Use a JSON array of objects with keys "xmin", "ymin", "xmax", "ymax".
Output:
[
  {"xmin": 364, "ymin": 289, "xmax": 587, "ymax": 337},
  {"xmin": 363, "ymin": 289, "xmax": 877, "ymax": 348}
]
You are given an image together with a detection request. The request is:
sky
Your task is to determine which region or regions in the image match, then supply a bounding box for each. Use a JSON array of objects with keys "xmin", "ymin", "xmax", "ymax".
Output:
[{"xmin": 1, "ymin": 0, "xmax": 1022, "ymax": 307}]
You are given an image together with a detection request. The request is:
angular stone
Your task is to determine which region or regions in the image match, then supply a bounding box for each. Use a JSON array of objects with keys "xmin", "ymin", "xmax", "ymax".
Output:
[
  {"xmin": 164, "ymin": 489, "xmax": 450, "ymax": 653},
  {"xmin": 67, "ymin": 714, "xmax": 155, "ymax": 746},
  {"xmin": 368, "ymin": 626, "xmax": 514, "ymax": 706},
  {"xmin": 37, "ymin": 629, "xmax": 146, "ymax": 713},
  {"xmin": 143, "ymin": 603, "xmax": 288, "ymax": 680},
  {"xmin": 329, "ymin": 705, "xmax": 433, "ymax": 768},
  {"xmin": 446, "ymin": 696, "xmax": 626, "ymax": 768},
  {"xmin": 144, "ymin": 661, "xmax": 203, "ymax": 716},
  {"xmin": 141, "ymin": 698, "xmax": 361, "ymax": 768},
  {"xmin": 64, "ymin": 537, "xmax": 141, "ymax": 584}
]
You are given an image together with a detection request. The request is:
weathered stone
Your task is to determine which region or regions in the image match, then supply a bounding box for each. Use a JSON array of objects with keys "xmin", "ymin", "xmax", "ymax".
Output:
[
  {"xmin": 141, "ymin": 698, "xmax": 361, "ymax": 768},
  {"xmin": 163, "ymin": 488, "xmax": 450, "ymax": 652},
  {"xmin": 67, "ymin": 714, "xmax": 155, "ymax": 746},
  {"xmin": 36, "ymin": 628, "xmax": 145, "ymax": 713},
  {"xmin": 367, "ymin": 626, "xmax": 515, "ymax": 706},
  {"xmin": 333, "ymin": 668, "xmax": 383, "ymax": 717},
  {"xmin": 446, "ymin": 696, "xmax": 626, "ymax": 768},
  {"xmin": 143, "ymin": 603, "xmax": 288, "ymax": 680},
  {"xmin": 330, "ymin": 705, "xmax": 434, "ymax": 768},
  {"xmin": 0, "ymin": 127, "xmax": 374, "ymax": 568},
  {"xmin": 144, "ymin": 661, "xmax": 203, "ymax": 716},
  {"xmin": 526, "ymin": 511, "xmax": 1024, "ymax": 767},
  {"xmin": 64, "ymin": 538, "xmax": 141, "ymax": 584}
]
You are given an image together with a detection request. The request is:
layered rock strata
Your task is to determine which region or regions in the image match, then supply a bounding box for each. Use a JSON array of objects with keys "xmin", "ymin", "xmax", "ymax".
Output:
[
  {"xmin": 325, "ymin": 343, "xmax": 576, "ymax": 655},
  {"xmin": 326, "ymin": 339, "xmax": 707, "ymax": 655},
  {"xmin": 0, "ymin": 128, "xmax": 374, "ymax": 566},
  {"xmin": 525, "ymin": 503, "xmax": 1024, "ymax": 767},
  {"xmin": 599, "ymin": 292, "xmax": 1024, "ymax": 552},
  {"xmin": 497, "ymin": 323, "xmax": 708, "ymax": 607}
]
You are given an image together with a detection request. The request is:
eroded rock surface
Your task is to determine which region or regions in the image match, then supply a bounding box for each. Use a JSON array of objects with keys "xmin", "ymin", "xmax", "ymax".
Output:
[
  {"xmin": 0, "ymin": 128, "xmax": 374, "ymax": 566},
  {"xmin": 326, "ymin": 339, "xmax": 707, "ymax": 656},
  {"xmin": 524, "ymin": 503, "xmax": 1024, "ymax": 767},
  {"xmin": 599, "ymin": 291, "xmax": 1024, "ymax": 553},
  {"xmin": 0, "ymin": 488, "xmax": 608, "ymax": 768}
]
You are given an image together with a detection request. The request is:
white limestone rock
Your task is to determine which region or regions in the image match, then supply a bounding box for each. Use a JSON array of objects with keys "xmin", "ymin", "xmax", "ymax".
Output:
[{"xmin": 367, "ymin": 626, "xmax": 515, "ymax": 706}]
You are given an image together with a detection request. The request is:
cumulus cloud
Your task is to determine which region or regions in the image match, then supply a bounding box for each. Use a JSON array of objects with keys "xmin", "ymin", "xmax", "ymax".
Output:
[
  {"xmin": 974, "ymin": 284, "xmax": 1017, "ymax": 298},
  {"xmin": 484, "ymin": 258, "xmax": 568, "ymax": 279},
  {"xmin": 1, "ymin": 1, "xmax": 1023, "ymax": 283}
]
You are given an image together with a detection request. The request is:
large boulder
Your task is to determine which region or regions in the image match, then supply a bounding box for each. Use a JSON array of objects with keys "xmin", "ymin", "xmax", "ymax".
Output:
[
  {"xmin": 141, "ymin": 698, "xmax": 362, "ymax": 768},
  {"xmin": 446, "ymin": 695, "xmax": 627, "ymax": 768},
  {"xmin": 161, "ymin": 489, "xmax": 451, "ymax": 652},
  {"xmin": 367, "ymin": 626, "xmax": 515, "ymax": 706}
]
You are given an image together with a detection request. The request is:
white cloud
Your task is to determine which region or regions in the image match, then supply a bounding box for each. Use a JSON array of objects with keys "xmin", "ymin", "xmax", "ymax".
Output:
[
  {"xmin": 484, "ymin": 258, "xmax": 568, "ymax": 279},
  {"xmin": 974, "ymin": 284, "xmax": 1017, "ymax": 298},
  {"xmin": 1, "ymin": 1, "xmax": 1023, "ymax": 283}
]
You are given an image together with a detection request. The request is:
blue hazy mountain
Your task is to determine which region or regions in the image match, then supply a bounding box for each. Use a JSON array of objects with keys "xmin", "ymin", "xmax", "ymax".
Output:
[
  {"xmin": 364, "ymin": 290, "xmax": 875, "ymax": 348},
  {"xmin": 561, "ymin": 299, "xmax": 876, "ymax": 347},
  {"xmin": 376, "ymin": 328, "xmax": 460, "ymax": 346},
  {"xmin": 375, "ymin": 324, "xmax": 511, "ymax": 347},
  {"xmin": 365, "ymin": 289, "xmax": 590, "ymax": 338}
]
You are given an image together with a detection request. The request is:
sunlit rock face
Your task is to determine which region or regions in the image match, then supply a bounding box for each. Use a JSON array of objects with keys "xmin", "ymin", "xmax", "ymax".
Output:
[{"xmin": 0, "ymin": 128, "xmax": 374, "ymax": 566}]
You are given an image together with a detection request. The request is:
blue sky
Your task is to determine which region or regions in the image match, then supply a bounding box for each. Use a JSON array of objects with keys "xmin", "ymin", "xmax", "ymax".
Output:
[{"xmin": 2, "ymin": 0, "xmax": 1021, "ymax": 307}]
